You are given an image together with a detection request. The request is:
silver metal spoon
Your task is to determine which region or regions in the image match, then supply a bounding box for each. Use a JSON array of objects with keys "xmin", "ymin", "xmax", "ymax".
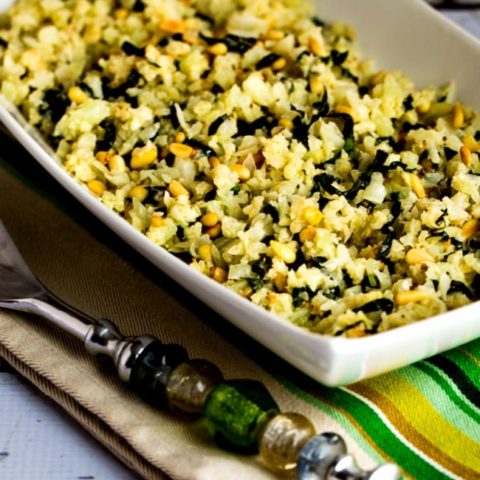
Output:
[{"xmin": 0, "ymin": 221, "xmax": 400, "ymax": 480}]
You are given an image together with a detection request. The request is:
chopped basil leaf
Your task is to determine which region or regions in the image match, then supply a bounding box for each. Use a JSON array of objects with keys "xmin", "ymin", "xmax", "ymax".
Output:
[
  {"xmin": 448, "ymin": 281, "xmax": 474, "ymax": 300},
  {"xmin": 311, "ymin": 16, "xmax": 326, "ymax": 27},
  {"xmin": 403, "ymin": 94, "xmax": 414, "ymax": 111},
  {"xmin": 331, "ymin": 50, "xmax": 348, "ymax": 66},
  {"xmin": 444, "ymin": 147, "xmax": 458, "ymax": 160},
  {"xmin": 121, "ymin": 41, "xmax": 145, "ymax": 57},
  {"xmin": 185, "ymin": 139, "xmax": 216, "ymax": 157},
  {"xmin": 354, "ymin": 299, "xmax": 394, "ymax": 314},
  {"xmin": 256, "ymin": 53, "xmax": 281, "ymax": 69},
  {"xmin": 208, "ymin": 114, "xmax": 228, "ymax": 136}
]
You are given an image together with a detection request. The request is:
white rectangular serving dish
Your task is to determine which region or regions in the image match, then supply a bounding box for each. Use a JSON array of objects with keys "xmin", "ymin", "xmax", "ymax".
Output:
[{"xmin": 0, "ymin": 0, "xmax": 479, "ymax": 386}]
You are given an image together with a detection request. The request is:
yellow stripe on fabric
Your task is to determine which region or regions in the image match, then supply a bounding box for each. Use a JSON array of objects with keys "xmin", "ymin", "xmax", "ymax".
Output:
[
  {"xmin": 363, "ymin": 374, "xmax": 480, "ymax": 468},
  {"xmin": 349, "ymin": 378, "xmax": 480, "ymax": 477},
  {"xmin": 398, "ymin": 367, "xmax": 480, "ymax": 442}
]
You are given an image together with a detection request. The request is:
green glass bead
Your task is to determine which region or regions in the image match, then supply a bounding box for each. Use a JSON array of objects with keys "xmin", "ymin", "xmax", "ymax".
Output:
[
  {"xmin": 259, "ymin": 413, "xmax": 316, "ymax": 474},
  {"xmin": 166, "ymin": 360, "xmax": 223, "ymax": 416},
  {"xmin": 203, "ymin": 380, "xmax": 280, "ymax": 453}
]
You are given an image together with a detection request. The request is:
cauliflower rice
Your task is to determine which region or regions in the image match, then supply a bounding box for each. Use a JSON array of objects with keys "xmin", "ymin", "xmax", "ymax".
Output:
[{"xmin": 1, "ymin": 0, "xmax": 479, "ymax": 337}]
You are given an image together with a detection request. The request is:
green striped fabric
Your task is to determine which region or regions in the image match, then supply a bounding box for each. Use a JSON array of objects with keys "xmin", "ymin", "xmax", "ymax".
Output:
[
  {"xmin": 277, "ymin": 340, "xmax": 480, "ymax": 479},
  {"xmin": 1, "ymin": 138, "xmax": 479, "ymax": 480}
]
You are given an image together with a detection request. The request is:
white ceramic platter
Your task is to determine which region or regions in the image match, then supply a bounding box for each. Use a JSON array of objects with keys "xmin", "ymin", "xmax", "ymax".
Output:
[{"xmin": 0, "ymin": 0, "xmax": 479, "ymax": 386}]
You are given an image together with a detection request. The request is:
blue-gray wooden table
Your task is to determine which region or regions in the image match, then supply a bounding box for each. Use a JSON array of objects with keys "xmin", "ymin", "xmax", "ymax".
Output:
[{"xmin": 1, "ymin": 7, "xmax": 479, "ymax": 480}]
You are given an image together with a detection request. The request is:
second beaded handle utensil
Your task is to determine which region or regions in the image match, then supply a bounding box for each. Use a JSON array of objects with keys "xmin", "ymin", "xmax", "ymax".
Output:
[{"xmin": 0, "ymin": 222, "xmax": 400, "ymax": 480}]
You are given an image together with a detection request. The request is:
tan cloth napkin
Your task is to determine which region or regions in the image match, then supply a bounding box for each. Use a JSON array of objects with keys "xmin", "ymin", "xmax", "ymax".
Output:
[{"xmin": 0, "ymin": 145, "xmax": 372, "ymax": 479}]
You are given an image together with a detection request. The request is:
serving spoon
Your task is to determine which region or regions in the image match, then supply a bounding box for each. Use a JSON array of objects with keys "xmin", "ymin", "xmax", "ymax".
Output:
[{"xmin": 0, "ymin": 221, "xmax": 400, "ymax": 479}]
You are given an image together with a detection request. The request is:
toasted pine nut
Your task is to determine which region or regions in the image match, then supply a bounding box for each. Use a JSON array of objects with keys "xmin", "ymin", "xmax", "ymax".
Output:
[
  {"xmin": 460, "ymin": 146, "xmax": 472, "ymax": 167},
  {"xmin": 87, "ymin": 180, "xmax": 107, "ymax": 195},
  {"xmin": 170, "ymin": 143, "xmax": 195, "ymax": 158},
  {"xmin": 229, "ymin": 164, "xmax": 251, "ymax": 181},
  {"xmin": 201, "ymin": 212, "xmax": 219, "ymax": 228},
  {"xmin": 270, "ymin": 241, "xmax": 296, "ymax": 264},
  {"xmin": 159, "ymin": 19, "xmax": 186, "ymax": 33},
  {"xmin": 175, "ymin": 132, "xmax": 186, "ymax": 143},
  {"xmin": 212, "ymin": 266, "xmax": 228, "ymax": 283},
  {"xmin": 131, "ymin": 145, "xmax": 158, "ymax": 170},
  {"xmin": 401, "ymin": 172, "xmax": 412, "ymax": 188},
  {"xmin": 265, "ymin": 30, "xmax": 285, "ymax": 41},
  {"xmin": 309, "ymin": 75, "xmax": 324, "ymax": 95},
  {"xmin": 299, "ymin": 226, "xmax": 317, "ymax": 243},
  {"xmin": 114, "ymin": 8, "xmax": 128, "ymax": 19},
  {"xmin": 410, "ymin": 174, "xmax": 426, "ymax": 198},
  {"xmin": 417, "ymin": 102, "xmax": 431, "ymax": 115},
  {"xmin": 183, "ymin": 34, "xmax": 199, "ymax": 45},
  {"xmin": 95, "ymin": 151, "xmax": 110, "ymax": 164},
  {"xmin": 462, "ymin": 219, "xmax": 480, "ymax": 239},
  {"xmin": 452, "ymin": 103, "xmax": 465, "ymax": 129},
  {"xmin": 405, "ymin": 248, "xmax": 434, "ymax": 265},
  {"xmin": 198, "ymin": 244, "xmax": 212, "ymax": 262},
  {"xmin": 207, "ymin": 223, "xmax": 222, "ymax": 239},
  {"xmin": 168, "ymin": 180, "xmax": 189, "ymax": 198},
  {"xmin": 240, "ymin": 286, "xmax": 254, "ymax": 298},
  {"xmin": 272, "ymin": 57, "xmax": 287, "ymax": 71},
  {"xmin": 402, "ymin": 172, "xmax": 425, "ymax": 198},
  {"xmin": 273, "ymin": 272, "xmax": 287, "ymax": 292},
  {"xmin": 335, "ymin": 104, "xmax": 355, "ymax": 119},
  {"xmin": 208, "ymin": 43, "xmax": 228, "ymax": 56},
  {"xmin": 279, "ymin": 118, "xmax": 294, "ymax": 130},
  {"xmin": 463, "ymin": 134, "xmax": 479, "ymax": 152},
  {"xmin": 209, "ymin": 156, "xmax": 221, "ymax": 168},
  {"xmin": 302, "ymin": 207, "xmax": 323, "ymax": 226},
  {"xmin": 151, "ymin": 215, "xmax": 165, "ymax": 228},
  {"xmin": 68, "ymin": 86, "xmax": 88, "ymax": 104},
  {"xmin": 308, "ymin": 36, "xmax": 323, "ymax": 56},
  {"xmin": 395, "ymin": 290, "xmax": 430, "ymax": 305},
  {"xmin": 129, "ymin": 186, "xmax": 149, "ymax": 202}
]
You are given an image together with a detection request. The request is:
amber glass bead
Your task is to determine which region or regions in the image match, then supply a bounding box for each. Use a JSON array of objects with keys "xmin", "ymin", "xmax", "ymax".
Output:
[
  {"xmin": 129, "ymin": 341, "xmax": 188, "ymax": 407},
  {"xmin": 259, "ymin": 413, "xmax": 316, "ymax": 474},
  {"xmin": 203, "ymin": 380, "xmax": 279, "ymax": 453},
  {"xmin": 166, "ymin": 360, "xmax": 223, "ymax": 416}
]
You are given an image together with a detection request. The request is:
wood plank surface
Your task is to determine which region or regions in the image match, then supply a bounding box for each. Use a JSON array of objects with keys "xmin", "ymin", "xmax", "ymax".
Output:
[{"xmin": 0, "ymin": 373, "xmax": 136, "ymax": 480}]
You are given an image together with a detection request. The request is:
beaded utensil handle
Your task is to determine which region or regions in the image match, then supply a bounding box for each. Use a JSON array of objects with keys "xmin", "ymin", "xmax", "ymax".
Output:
[{"xmin": 0, "ymin": 222, "xmax": 400, "ymax": 479}]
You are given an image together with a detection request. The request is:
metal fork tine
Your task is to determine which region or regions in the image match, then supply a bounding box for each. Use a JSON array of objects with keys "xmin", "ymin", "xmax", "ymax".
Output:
[{"xmin": 0, "ymin": 221, "xmax": 38, "ymax": 283}]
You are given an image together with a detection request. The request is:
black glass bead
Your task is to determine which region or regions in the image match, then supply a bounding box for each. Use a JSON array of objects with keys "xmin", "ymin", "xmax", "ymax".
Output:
[{"xmin": 129, "ymin": 341, "xmax": 188, "ymax": 407}]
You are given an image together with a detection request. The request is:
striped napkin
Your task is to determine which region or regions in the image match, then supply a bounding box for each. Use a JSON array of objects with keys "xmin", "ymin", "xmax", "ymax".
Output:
[{"xmin": 0, "ymin": 133, "xmax": 479, "ymax": 480}]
